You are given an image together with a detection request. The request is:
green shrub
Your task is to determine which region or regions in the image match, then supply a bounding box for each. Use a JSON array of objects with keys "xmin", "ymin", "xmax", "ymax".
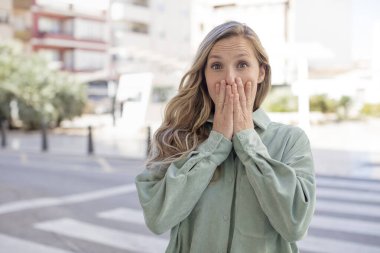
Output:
[
  {"xmin": 361, "ymin": 103, "xmax": 380, "ymax": 117},
  {"xmin": 262, "ymin": 86, "xmax": 298, "ymax": 112},
  {"xmin": 309, "ymin": 94, "xmax": 338, "ymax": 113},
  {"xmin": 0, "ymin": 41, "xmax": 86, "ymax": 129}
]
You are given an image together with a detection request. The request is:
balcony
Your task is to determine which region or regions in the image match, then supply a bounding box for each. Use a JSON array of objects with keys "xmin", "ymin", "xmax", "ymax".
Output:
[
  {"xmin": 35, "ymin": 16, "xmax": 107, "ymax": 43},
  {"xmin": 113, "ymin": 30, "xmax": 150, "ymax": 49},
  {"xmin": 31, "ymin": 37, "xmax": 107, "ymax": 51},
  {"xmin": 111, "ymin": 2, "xmax": 150, "ymax": 24}
]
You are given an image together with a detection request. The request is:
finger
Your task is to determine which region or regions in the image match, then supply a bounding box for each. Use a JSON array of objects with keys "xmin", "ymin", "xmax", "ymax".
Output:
[
  {"xmin": 232, "ymin": 78, "xmax": 238, "ymax": 95},
  {"xmin": 233, "ymin": 85, "xmax": 240, "ymax": 115},
  {"xmin": 236, "ymin": 77, "xmax": 247, "ymax": 110},
  {"xmin": 251, "ymin": 81, "xmax": 258, "ymax": 109},
  {"xmin": 226, "ymin": 85, "xmax": 234, "ymax": 118},
  {"xmin": 225, "ymin": 84, "xmax": 232, "ymax": 107},
  {"xmin": 245, "ymin": 81, "xmax": 252, "ymax": 110},
  {"xmin": 217, "ymin": 80, "xmax": 226, "ymax": 110},
  {"xmin": 215, "ymin": 82, "xmax": 220, "ymax": 108}
]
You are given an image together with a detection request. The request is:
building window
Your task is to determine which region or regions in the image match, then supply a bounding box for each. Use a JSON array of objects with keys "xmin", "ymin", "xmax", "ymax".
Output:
[
  {"xmin": 0, "ymin": 9, "xmax": 9, "ymax": 24},
  {"xmin": 128, "ymin": 21, "xmax": 149, "ymax": 34},
  {"xmin": 38, "ymin": 17, "xmax": 61, "ymax": 34},
  {"xmin": 73, "ymin": 19, "xmax": 106, "ymax": 41},
  {"xmin": 38, "ymin": 49, "xmax": 61, "ymax": 62},
  {"xmin": 67, "ymin": 50, "xmax": 106, "ymax": 71},
  {"xmin": 132, "ymin": 0, "xmax": 149, "ymax": 7}
]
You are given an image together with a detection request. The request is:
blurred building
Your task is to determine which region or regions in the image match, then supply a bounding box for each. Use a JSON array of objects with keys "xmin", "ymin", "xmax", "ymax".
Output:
[
  {"xmin": 195, "ymin": 0, "xmax": 292, "ymax": 85},
  {"xmin": 2, "ymin": 0, "xmax": 378, "ymax": 126},
  {"xmin": 0, "ymin": 0, "xmax": 13, "ymax": 39},
  {"xmin": 12, "ymin": 0, "xmax": 109, "ymax": 81},
  {"xmin": 109, "ymin": 0, "xmax": 194, "ymax": 87}
]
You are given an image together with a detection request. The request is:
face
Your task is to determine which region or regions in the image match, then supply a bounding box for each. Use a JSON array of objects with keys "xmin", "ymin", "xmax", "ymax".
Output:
[{"xmin": 204, "ymin": 36, "xmax": 265, "ymax": 104}]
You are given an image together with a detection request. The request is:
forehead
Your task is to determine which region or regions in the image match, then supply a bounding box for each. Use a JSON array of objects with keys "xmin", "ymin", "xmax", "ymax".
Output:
[{"xmin": 209, "ymin": 36, "xmax": 255, "ymax": 57}]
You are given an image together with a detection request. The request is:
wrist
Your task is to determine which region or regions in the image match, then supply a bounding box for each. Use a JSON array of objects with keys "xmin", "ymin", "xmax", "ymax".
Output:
[{"xmin": 234, "ymin": 124, "xmax": 253, "ymax": 133}]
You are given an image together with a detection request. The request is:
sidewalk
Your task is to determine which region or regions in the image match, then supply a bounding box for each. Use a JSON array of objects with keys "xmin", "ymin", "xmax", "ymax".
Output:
[
  {"xmin": 1, "ymin": 125, "xmax": 149, "ymax": 159},
  {"xmin": 1, "ymin": 116, "xmax": 380, "ymax": 179}
]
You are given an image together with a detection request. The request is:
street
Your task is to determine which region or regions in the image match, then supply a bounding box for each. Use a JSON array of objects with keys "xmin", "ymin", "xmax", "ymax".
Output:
[
  {"xmin": 1, "ymin": 149, "xmax": 380, "ymax": 253},
  {"xmin": 0, "ymin": 150, "xmax": 169, "ymax": 253}
]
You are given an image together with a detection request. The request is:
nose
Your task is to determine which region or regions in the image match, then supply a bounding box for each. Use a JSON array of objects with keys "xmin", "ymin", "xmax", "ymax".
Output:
[{"xmin": 225, "ymin": 67, "xmax": 236, "ymax": 86}]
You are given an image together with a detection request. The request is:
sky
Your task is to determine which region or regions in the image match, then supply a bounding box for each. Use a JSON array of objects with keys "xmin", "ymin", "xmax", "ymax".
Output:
[{"xmin": 352, "ymin": 0, "xmax": 380, "ymax": 60}]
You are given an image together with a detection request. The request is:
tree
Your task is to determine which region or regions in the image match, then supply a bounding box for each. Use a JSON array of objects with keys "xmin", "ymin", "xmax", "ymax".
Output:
[
  {"xmin": 52, "ymin": 75, "xmax": 87, "ymax": 127},
  {"xmin": 0, "ymin": 41, "xmax": 87, "ymax": 129},
  {"xmin": 309, "ymin": 94, "xmax": 337, "ymax": 113},
  {"xmin": 338, "ymin": 95, "xmax": 352, "ymax": 119}
]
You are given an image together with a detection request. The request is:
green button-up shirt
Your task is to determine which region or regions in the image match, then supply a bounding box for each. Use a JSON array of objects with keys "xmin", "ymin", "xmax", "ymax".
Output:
[{"xmin": 135, "ymin": 108, "xmax": 316, "ymax": 253}]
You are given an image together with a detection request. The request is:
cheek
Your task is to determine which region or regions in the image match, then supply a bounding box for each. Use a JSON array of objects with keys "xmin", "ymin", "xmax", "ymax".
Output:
[
  {"xmin": 205, "ymin": 72, "xmax": 217, "ymax": 102},
  {"xmin": 241, "ymin": 73, "xmax": 257, "ymax": 87},
  {"xmin": 246, "ymin": 68, "xmax": 262, "ymax": 83},
  {"xmin": 206, "ymin": 82, "xmax": 217, "ymax": 103}
]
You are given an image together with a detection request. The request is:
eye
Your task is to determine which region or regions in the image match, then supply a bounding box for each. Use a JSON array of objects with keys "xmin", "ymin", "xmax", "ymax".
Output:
[
  {"xmin": 237, "ymin": 62, "xmax": 249, "ymax": 69},
  {"xmin": 211, "ymin": 63, "xmax": 222, "ymax": 70}
]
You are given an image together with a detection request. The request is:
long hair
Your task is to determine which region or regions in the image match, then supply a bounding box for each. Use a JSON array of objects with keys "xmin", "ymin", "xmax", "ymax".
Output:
[{"xmin": 146, "ymin": 21, "xmax": 272, "ymax": 174}]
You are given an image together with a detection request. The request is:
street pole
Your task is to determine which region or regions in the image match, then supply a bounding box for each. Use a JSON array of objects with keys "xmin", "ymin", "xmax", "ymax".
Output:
[
  {"xmin": 1, "ymin": 120, "xmax": 7, "ymax": 148},
  {"xmin": 88, "ymin": 126, "xmax": 94, "ymax": 155},
  {"xmin": 41, "ymin": 118, "xmax": 48, "ymax": 152}
]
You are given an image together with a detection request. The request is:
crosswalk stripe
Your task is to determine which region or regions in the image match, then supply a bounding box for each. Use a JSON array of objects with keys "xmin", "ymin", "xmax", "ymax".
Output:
[
  {"xmin": 316, "ymin": 199, "xmax": 380, "ymax": 218},
  {"xmin": 34, "ymin": 218, "xmax": 168, "ymax": 253},
  {"xmin": 298, "ymin": 235, "xmax": 380, "ymax": 253},
  {"xmin": 95, "ymin": 157, "xmax": 114, "ymax": 173},
  {"xmin": 97, "ymin": 207, "xmax": 146, "ymax": 225},
  {"xmin": 317, "ymin": 177, "xmax": 380, "ymax": 192},
  {"xmin": 0, "ymin": 184, "xmax": 136, "ymax": 215},
  {"xmin": 311, "ymin": 215, "xmax": 380, "ymax": 237},
  {"xmin": 0, "ymin": 233, "xmax": 76, "ymax": 253},
  {"xmin": 317, "ymin": 187, "xmax": 380, "ymax": 203}
]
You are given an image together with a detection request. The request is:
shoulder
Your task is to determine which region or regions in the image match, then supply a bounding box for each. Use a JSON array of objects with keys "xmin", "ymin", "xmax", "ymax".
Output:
[
  {"xmin": 267, "ymin": 121, "xmax": 306, "ymax": 139},
  {"xmin": 266, "ymin": 121, "xmax": 311, "ymax": 154}
]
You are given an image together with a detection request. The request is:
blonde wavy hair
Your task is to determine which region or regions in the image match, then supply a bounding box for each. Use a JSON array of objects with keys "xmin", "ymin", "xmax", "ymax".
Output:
[{"xmin": 146, "ymin": 21, "xmax": 272, "ymax": 174}]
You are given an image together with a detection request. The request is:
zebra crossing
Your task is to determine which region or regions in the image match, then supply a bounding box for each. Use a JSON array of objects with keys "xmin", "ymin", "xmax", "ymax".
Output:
[
  {"xmin": 298, "ymin": 175, "xmax": 380, "ymax": 253},
  {"xmin": 1, "ymin": 175, "xmax": 380, "ymax": 253},
  {"xmin": 35, "ymin": 218, "xmax": 168, "ymax": 253}
]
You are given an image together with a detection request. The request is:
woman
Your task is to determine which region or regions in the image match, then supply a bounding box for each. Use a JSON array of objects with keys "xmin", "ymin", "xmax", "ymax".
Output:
[{"xmin": 135, "ymin": 21, "xmax": 316, "ymax": 253}]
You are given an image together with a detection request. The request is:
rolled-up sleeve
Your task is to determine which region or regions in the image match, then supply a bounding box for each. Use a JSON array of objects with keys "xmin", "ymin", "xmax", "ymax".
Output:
[
  {"xmin": 135, "ymin": 130, "xmax": 232, "ymax": 234},
  {"xmin": 232, "ymin": 127, "xmax": 316, "ymax": 242}
]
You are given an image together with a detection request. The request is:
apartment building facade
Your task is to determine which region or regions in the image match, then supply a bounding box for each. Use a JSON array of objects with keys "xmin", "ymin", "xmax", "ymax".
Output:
[
  {"xmin": 12, "ymin": 0, "xmax": 109, "ymax": 81},
  {"xmin": 109, "ymin": 0, "xmax": 193, "ymax": 86}
]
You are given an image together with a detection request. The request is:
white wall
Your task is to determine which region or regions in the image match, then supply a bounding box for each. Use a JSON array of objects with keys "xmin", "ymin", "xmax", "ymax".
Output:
[
  {"xmin": 294, "ymin": 0, "xmax": 353, "ymax": 69},
  {"xmin": 372, "ymin": 22, "xmax": 380, "ymax": 83}
]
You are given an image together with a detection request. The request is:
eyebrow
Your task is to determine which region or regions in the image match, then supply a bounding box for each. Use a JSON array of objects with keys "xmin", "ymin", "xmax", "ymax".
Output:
[{"xmin": 208, "ymin": 53, "xmax": 250, "ymax": 60}]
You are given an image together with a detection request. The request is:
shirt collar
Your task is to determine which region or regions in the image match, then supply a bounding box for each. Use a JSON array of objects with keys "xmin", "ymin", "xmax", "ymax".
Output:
[{"xmin": 206, "ymin": 107, "xmax": 271, "ymax": 131}]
